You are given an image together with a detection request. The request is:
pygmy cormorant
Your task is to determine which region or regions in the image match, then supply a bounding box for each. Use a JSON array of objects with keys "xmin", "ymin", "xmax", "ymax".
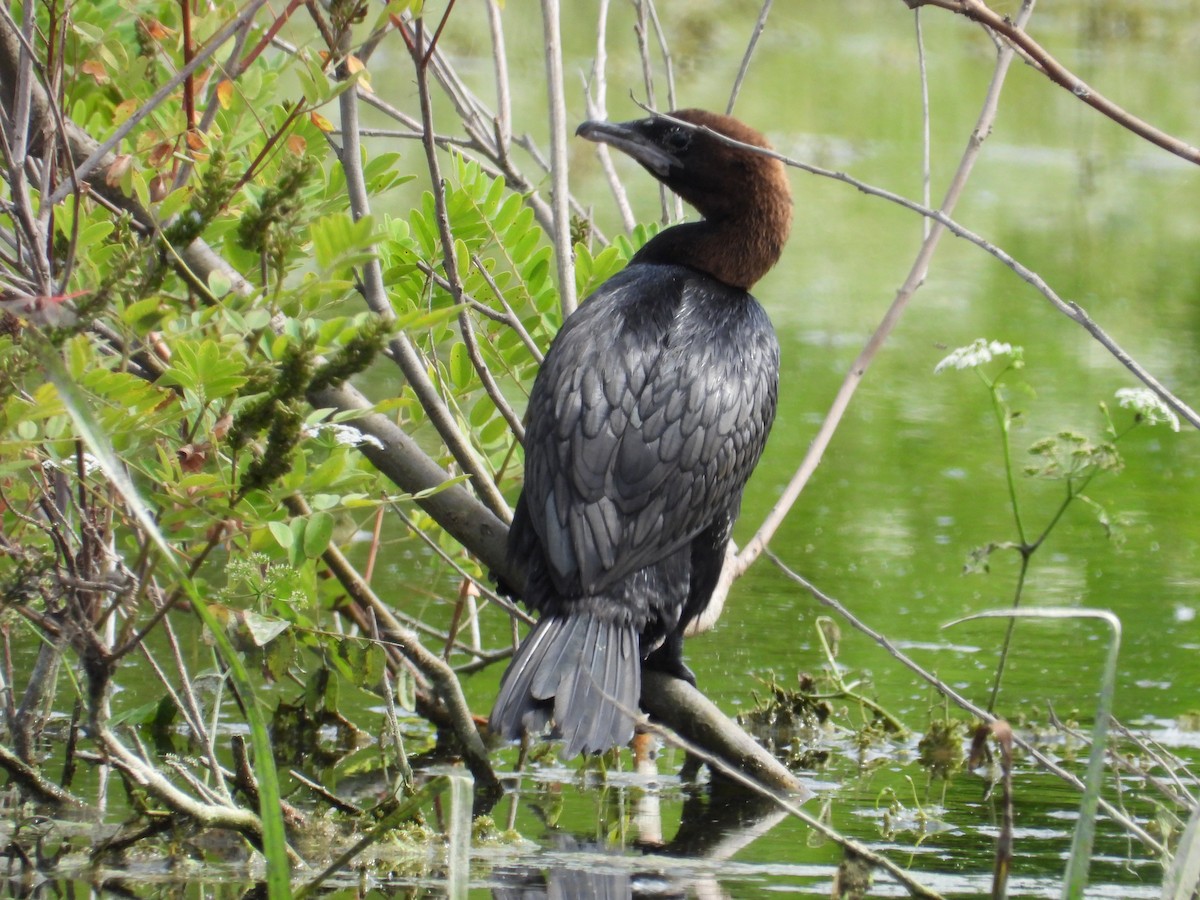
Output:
[{"xmin": 490, "ymin": 109, "xmax": 792, "ymax": 756}]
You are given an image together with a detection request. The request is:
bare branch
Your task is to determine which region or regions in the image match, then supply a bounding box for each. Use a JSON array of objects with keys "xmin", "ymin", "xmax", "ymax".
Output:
[
  {"xmin": 640, "ymin": 671, "xmax": 802, "ymax": 795},
  {"xmin": 905, "ymin": 0, "xmax": 1200, "ymax": 166},
  {"xmin": 639, "ymin": 698, "xmax": 946, "ymax": 899},
  {"xmin": 582, "ymin": 0, "xmax": 637, "ymax": 234},
  {"xmin": 285, "ymin": 493, "xmax": 501, "ymax": 798},
  {"xmin": 307, "ymin": 381, "xmax": 511, "ymax": 579},
  {"xmin": 540, "ymin": 0, "xmax": 577, "ymax": 317},
  {"xmin": 470, "ymin": 254, "xmax": 545, "ymax": 365},
  {"xmin": 727, "ymin": 0, "xmax": 773, "ymax": 116},
  {"xmin": 485, "ymin": 0, "xmax": 512, "ymax": 153},
  {"xmin": 0, "ymin": 742, "xmax": 87, "ymax": 809},
  {"xmin": 456, "ymin": 303, "xmax": 527, "ymax": 444},
  {"xmin": 914, "ymin": 7, "xmax": 932, "ymax": 238}
]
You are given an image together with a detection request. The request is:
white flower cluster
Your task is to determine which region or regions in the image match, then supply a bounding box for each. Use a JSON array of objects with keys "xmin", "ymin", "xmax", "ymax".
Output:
[
  {"xmin": 934, "ymin": 339, "xmax": 1020, "ymax": 374},
  {"xmin": 1114, "ymin": 387, "xmax": 1180, "ymax": 432}
]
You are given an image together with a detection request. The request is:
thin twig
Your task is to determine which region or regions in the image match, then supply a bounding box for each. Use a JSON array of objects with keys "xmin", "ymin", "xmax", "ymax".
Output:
[
  {"xmin": 0, "ymin": 742, "xmax": 86, "ymax": 808},
  {"xmin": 644, "ymin": 0, "xmax": 681, "ymax": 222},
  {"xmin": 582, "ymin": 0, "xmax": 636, "ymax": 233},
  {"xmin": 644, "ymin": 0, "xmax": 676, "ymax": 113},
  {"xmin": 539, "ymin": 0, "xmax": 577, "ymax": 317},
  {"xmin": 95, "ymin": 722, "xmax": 299, "ymax": 860},
  {"xmin": 388, "ymin": 501, "xmax": 533, "ymax": 628},
  {"xmin": 283, "ymin": 494, "xmax": 501, "ymax": 795},
  {"xmin": 736, "ymin": 0, "xmax": 1025, "ymax": 573},
  {"xmin": 343, "ymin": 21, "xmax": 511, "ymax": 522},
  {"xmin": 371, "ymin": 610, "xmax": 413, "ymax": 791},
  {"xmin": 631, "ymin": 0, "xmax": 670, "ymax": 224},
  {"xmin": 180, "ymin": 0, "xmax": 196, "ymax": 148},
  {"xmin": 470, "ymin": 254, "xmax": 545, "ymax": 364},
  {"xmin": 456, "ymin": 304, "xmax": 526, "ymax": 443},
  {"xmin": 914, "ymin": 7, "xmax": 932, "ymax": 239},
  {"xmin": 727, "ymin": 0, "xmax": 773, "ymax": 116},
  {"xmin": 906, "ymin": 0, "xmax": 1200, "ymax": 166},
  {"xmin": 485, "ymin": 0, "xmax": 511, "ymax": 154}
]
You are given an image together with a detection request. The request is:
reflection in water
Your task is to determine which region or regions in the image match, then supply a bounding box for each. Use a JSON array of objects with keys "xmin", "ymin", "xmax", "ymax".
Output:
[
  {"xmin": 490, "ymin": 772, "xmax": 790, "ymax": 899},
  {"xmin": 491, "ymin": 835, "xmax": 653, "ymax": 900}
]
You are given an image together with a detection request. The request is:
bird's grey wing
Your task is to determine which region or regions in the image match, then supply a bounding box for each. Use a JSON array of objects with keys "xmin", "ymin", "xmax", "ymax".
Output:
[{"xmin": 521, "ymin": 269, "xmax": 778, "ymax": 596}]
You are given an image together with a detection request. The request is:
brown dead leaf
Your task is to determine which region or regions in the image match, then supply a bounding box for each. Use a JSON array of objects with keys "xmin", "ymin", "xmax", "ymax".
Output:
[
  {"xmin": 178, "ymin": 441, "xmax": 211, "ymax": 473},
  {"xmin": 149, "ymin": 174, "xmax": 170, "ymax": 202},
  {"xmin": 140, "ymin": 18, "xmax": 173, "ymax": 41},
  {"xmin": 80, "ymin": 59, "xmax": 108, "ymax": 84},
  {"xmin": 285, "ymin": 134, "xmax": 307, "ymax": 156},
  {"xmin": 190, "ymin": 68, "xmax": 210, "ymax": 100},
  {"xmin": 147, "ymin": 141, "xmax": 174, "ymax": 168},
  {"xmin": 309, "ymin": 111, "xmax": 334, "ymax": 133},
  {"xmin": 347, "ymin": 55, "xmax": 372, "ymax": 93},
  {"xmin": 113, "ymin": 98, "xmax": 139, "ymax": 124},
  {"xmin": 105, "ymin": 154, "xmax": 134, "ymax": 188}
]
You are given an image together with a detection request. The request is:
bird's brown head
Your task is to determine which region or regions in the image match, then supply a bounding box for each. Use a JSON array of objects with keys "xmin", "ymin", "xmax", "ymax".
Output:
[{"xmin": 577, "ymin": 109, "xmax": 792, "ymax": 290}]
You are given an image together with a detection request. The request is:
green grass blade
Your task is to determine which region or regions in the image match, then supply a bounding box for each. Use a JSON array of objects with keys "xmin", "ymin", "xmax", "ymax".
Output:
[
  {"xmin": 945, "ymin": 606, "xmax": 1122, "ymax": 900},
  {"xmin": 1164, "ymin": 796, "xmax": 1200, "ymax": 900}
]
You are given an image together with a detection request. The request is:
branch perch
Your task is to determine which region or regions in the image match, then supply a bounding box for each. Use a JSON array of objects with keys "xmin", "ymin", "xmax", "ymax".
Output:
[{"xmin": 641, "ymin": 671, "xmax": 803, "ymax": 795}]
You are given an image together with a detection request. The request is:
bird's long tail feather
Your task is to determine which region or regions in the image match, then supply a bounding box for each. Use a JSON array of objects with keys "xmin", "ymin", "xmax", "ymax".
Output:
[{"xmin": 489, "ymin": 614, "xmax": 639, "ymax": 757}]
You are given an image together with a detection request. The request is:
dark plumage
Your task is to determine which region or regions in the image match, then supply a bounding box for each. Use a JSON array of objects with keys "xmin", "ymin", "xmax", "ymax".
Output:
[{"xmin": 490, "ymin": 109, "xmax": 792, "ymax": 756}]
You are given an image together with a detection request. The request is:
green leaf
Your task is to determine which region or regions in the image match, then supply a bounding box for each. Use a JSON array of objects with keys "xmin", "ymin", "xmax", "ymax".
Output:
[
  {"xmin": 264, "ymin": 631, "xmax": 298, "ymax": 681},
  {"xmin": 449, "ymin": 341, "xmax": 472, "ymax": 389},
  {"xmin": 242, "ymin": 610, "xmax": 292, "ymax": 647},
  {"xmin": 207, "ymin": 268, "xmax": 233, "ymax": 297},
  {"xmin": 66, "ymin": 335, "xmax": 92, "ymax": 380},
  {"xmin": 302, "ymin": 511, "xmax": 335, "ymax": 558},
  {"xmin": 480, "ymin": 413, "xmax": 512, "ymax": 445},
  {"xmin": 288, "ymin": 516, "xmax": 306, "ymax": 566},
  {"xmin": 123, "ymin": 296, "xmax": 166, "ymax": 332},
  {"xmin": 311, "ymin": 211, "xmax": 379, "ymax": 270},
  {"xmin": 268, "ymin": 520, "xmax": 293, "ymax": 551},
  {"xmin": 160, "ymin": 340, "xmax": 246, "ymax": 403},
  {"xmin": 394, "ymin": 665, "xmax": 416, "ymax": 711}
]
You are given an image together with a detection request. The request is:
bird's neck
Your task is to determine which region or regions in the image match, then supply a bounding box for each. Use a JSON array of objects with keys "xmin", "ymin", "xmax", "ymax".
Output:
[{"xmin": 632, "ymin": 203, "xmax": 789, "ymax": 291}]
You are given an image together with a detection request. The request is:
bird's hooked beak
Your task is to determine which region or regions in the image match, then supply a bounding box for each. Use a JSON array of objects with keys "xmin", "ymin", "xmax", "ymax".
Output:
[{"xmin": 576, "ymin": 118, "xmax": 677, "ymax": 177}]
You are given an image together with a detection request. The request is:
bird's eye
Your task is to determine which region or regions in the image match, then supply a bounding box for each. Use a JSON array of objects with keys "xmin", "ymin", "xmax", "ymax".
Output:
[{"xmin": 665, "ymin": 128, "xmax": 691, "ymax": 152}]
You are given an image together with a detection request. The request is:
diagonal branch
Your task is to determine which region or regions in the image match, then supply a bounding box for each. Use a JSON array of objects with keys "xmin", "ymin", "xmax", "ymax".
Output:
[{"xmin": 904, "ymin": 0, "xmax": 1200, "ymax": 166}]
